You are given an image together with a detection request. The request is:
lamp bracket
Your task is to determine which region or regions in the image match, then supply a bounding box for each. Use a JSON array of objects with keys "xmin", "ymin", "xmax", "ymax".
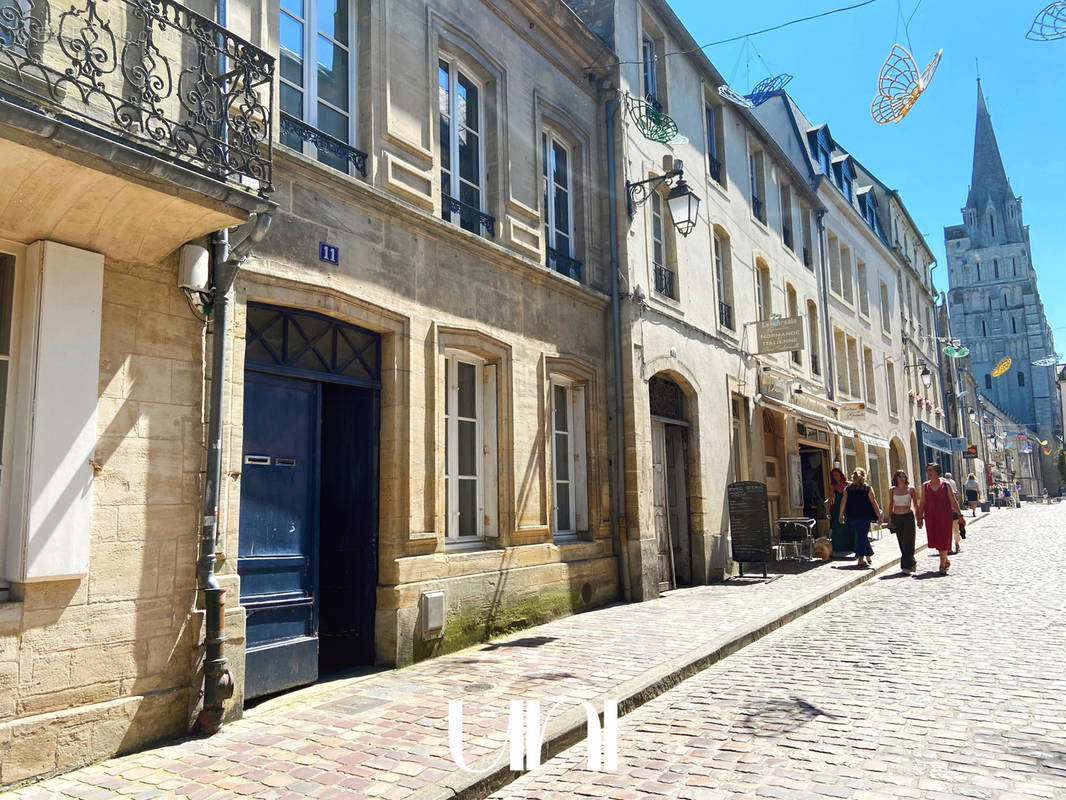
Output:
[{"xmin": 626, "ymin": 164, "xmax": 684, "ymax": 217}]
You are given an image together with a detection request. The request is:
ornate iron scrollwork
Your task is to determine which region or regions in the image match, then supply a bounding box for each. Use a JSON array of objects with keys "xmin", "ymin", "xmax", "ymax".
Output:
[
  {"xmin": 442, "ymin": 192, "xmax": 495, "ymax": 238},
  {"xmin": 546, "ymin": 246, "xmax": 583, "ymax": 282},
  {"xmin": 280, "ymin": 112, "xmax": 367, "ymax": 178},
  {"xmin": 0, "ymin": 0, "xmax": 274, "ymax": 195}
]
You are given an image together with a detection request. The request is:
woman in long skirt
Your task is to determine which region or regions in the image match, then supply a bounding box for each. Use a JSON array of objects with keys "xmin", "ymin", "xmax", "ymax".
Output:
[
  {"xmin": 918, "ymin": 462, "xmax": 962, "ymax": 574},
  {"xmin": 887, "ymin": 470, "xmax": 919, "ymax": 573},
  {"xmin": 838, "ymin": 467, "xmax": 884, "ymax": 568},
  {"xmin": 825, "ymin": 468, "xmax": 853, "ymax": 555}
]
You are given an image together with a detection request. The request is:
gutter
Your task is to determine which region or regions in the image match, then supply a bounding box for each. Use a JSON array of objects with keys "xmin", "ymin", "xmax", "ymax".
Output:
[{"xmin": 604, "ymin": 92, "xmax": 632, "ymax": 603}]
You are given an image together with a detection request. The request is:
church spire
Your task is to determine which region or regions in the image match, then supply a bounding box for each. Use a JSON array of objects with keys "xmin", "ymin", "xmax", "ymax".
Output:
[{"xmin": 966, "ymin": 79, "xmax": 1015, "ymax": 211}]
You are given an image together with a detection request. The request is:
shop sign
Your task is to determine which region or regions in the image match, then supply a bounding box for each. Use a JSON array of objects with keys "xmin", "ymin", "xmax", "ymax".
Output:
[
  {"xmin": 839, "ymin": 402, "xmax": 866, "ymax": 420},
  {"xmin": 949, "ymin": 436, "xmax": 967, "ymax": 452},
  {"xmin": 754, "ymin": 316, "xmax": 805, "ymax": 354}
]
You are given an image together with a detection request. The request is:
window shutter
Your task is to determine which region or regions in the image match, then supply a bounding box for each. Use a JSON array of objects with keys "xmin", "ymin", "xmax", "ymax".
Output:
[{"xmin": 10, "ymin": 242, "xmax": 103, "ymax": 581}]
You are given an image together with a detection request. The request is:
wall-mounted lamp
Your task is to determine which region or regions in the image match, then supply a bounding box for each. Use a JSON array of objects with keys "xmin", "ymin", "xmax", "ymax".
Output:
[
  {"xmin": 626, "ymin": 160, "xmax": 701, "ymax": 237},
  {"xmin": 967, "ymin": 407, "xmax": 977, "ymax": 422},
  {"xmin": 904, "ymin": 362, "xmax": 934, "ymax": 388}
]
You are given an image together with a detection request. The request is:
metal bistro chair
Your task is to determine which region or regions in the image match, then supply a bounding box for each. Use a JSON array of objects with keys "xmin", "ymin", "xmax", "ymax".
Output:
[{"xmin": 776, "ymin": 517, "xmax": 816, "ymax": 560}]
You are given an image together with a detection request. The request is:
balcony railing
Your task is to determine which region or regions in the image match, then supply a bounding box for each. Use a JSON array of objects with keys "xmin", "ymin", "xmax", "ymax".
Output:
[
  {"xmin": 546, "ymin": 246, "xmax": 583, "ymax": 282},
  {"xmin": 0, "ymin": 0, "xmax": 274, "ymax": 195},
  {"xmin": 719, "ymin": 301, "xmax": 733, "ymax": 330},
  {"xmin": 280, "ymin": 112, "xmax": 366, "ymax": 178},
  {"xmin": 752, "ymin": 195, "xmax": 765, "ymax": 222},
  {"xmin": 442, "ymin": 192, "xmax": 495, "ymax": 237},
  {"xmin": 653, "ymin": 263, "xmax": 674, "ymax": 298}
]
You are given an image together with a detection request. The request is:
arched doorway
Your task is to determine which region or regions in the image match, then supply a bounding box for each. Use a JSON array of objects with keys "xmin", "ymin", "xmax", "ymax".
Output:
[
  {"xmin": 649, "ymin": 374, "xmax": 692, "ymax": 590},
  {"xmin": 889, "ymin": 437, "xmax": 906, "ymax": 479}
]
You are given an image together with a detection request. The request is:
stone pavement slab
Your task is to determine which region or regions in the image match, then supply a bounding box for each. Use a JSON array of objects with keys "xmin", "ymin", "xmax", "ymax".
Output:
[
  {"xmin": 6, "ymin": 510, "xmax": 998, "ymax": 799},
  {"xmin": 494, "ymin": 503, "xmax": 1065, "ymax": 800}
]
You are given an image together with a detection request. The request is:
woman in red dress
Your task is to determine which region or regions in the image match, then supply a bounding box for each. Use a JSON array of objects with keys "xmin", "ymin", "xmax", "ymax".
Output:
[{"xmin": 918, "ymin": 462, "xmax": 962, "ymax": 574}]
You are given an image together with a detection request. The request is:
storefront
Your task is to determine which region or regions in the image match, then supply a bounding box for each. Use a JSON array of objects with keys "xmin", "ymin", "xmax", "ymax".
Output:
[{"xmin": 915, "ymin": 420, "xmax": 953, "ymax": 477}]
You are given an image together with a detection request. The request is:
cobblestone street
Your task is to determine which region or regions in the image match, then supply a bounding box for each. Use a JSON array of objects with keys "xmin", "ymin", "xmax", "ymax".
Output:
[{"xmin": 495, "ymin": 501, "xmax": 1066, "ymax": 799}]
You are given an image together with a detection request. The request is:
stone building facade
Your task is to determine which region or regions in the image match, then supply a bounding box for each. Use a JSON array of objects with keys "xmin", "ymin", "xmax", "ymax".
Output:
[{"xmin": 944, "ymin": 81, "xmax": 1062, "ymax": 492}]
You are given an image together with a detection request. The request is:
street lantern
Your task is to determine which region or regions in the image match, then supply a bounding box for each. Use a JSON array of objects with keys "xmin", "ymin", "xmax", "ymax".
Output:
[
  {"xmin": 920, "ymin": 366, "xmax": 933, "ymax": 387},
  {"xmin": 665, "ymin": 179, "xmax": 701, "ymax": 237},
  {"xmin": 626, "ymin": 160, "xmax": 701, "ymax": 238},
  {"xmin": 967, "ymin": 407, "xmax": 977, "ymax": 422}
]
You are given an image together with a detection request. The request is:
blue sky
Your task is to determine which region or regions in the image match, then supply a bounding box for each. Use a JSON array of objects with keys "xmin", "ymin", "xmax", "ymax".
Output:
[{"xmin": 668, "ymin": 0, "xmax": 1066, "ymax": 354}]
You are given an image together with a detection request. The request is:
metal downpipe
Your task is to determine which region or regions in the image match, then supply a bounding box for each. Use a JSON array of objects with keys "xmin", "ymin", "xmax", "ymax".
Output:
[{"xmin": 605, "ymin": 95, "xmax": 633, "ymax": 602}]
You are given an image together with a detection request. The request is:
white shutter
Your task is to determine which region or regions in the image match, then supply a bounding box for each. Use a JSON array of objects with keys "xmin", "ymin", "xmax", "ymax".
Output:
[{"xmin": 9, "ymin": 242, "xmax": 103, "ymax": 581}]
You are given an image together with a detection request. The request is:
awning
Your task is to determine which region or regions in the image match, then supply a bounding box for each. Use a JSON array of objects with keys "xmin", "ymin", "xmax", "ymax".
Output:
[
  {"xmin": 856, "ymin": 431, "xmax": 891, "ymax": 450},
  {"xmin": 755, "ymin": 394, "xmax": 855, "ymax": 437}
]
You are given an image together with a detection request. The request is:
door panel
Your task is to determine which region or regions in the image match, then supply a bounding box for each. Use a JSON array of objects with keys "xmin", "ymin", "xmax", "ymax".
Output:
[
  {"xmin": 652, "ymin": 421, "xmax": 673, "ymax": 591},
  {"xmin": 665, "ymin": 427, "xmax": 691, "ymax": 586},
  {"xmin": 239, "ymin": 371, "xmax": 319, "ymax": 698}
]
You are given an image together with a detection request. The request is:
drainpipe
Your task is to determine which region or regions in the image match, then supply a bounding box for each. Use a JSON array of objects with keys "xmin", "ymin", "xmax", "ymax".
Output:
[
  {"xmin": 605, "ymin": 93, "xmax": 633, "ymax": 602},
  {"xmin": 815, "ymin": 209, "xmax": 835, "ymax": 403},
  {"xmin": 197, "ymin": 213, "xmax": 271, "ymax": 735}
]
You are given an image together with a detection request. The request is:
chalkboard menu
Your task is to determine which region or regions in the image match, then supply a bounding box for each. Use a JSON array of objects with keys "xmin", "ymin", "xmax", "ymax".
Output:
[{"xmin": 728, "ymin": 481, "xmax": 773, "ymax": 564}]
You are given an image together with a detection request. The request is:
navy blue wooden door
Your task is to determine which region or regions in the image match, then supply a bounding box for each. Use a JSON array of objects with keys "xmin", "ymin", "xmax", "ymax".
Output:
[{"xmin": 239, "ymin": 371, "xmax": 320, "ymax": 698}]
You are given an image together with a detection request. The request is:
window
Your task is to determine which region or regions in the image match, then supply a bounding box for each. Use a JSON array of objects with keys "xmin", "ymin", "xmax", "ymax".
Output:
[
  {"xmin": 834, "ymin": 158, "xmax": 853, "ymax": 201},
  {"xmin": 879, "ymin": 281, "xmax": 891, "ymax": 332},
  {"xmin": 1011, "ymin": 317, "xmax": 1017, "ymax": 334},
  {"xmin": 280, "ymin": 0, "xmax": 353, "ymax": 172},
  {"xmin": 780, "ymin": 184, "xmax": 794, "ymax": 251},
  {"xmin": 650, "ymin": 191, "xmax": 674, "ymax": 298},
  {"xmin": 976, "ymin": 263, "xmax": 981, "ymax": 281},
  {"xmin": 0, "ymin": 254, "xmax": 14, "ymax": 598},
  {"xmin": 856, "ymin": 261, "xmax": 869, "ymax": 316},
  {"xmin": 863, "ymin": 347, "xmax": 876, "ymax": 406},
  {"xmin": 1012, "ymin": 257, "xmax": 1017, "ymax": 276},
  {"xmin": 994, "ymin": 258, "xmax": 999, "ymax": 279},
  {"xmin": 807, "ymin": 300, "xmax": 820, "ymax": 375},
  {"xmin": 887, "ymin": 361, "xmax": 898, "ymax": 415},
  {"xmin": 840, "ymin": 243, "xmax": 853, "ymax": 304},
  {"xmin": 756, "ymin": 261, "xmax": 771, "ymax": 320},
  {"xmin": 439, "ymin": 58, "xmax": 486, "ymax": 234},
  {"xmin": 713, "ymin": 230, "xmax": 734, "ymax": 329},
  {"xmin": 704, "ymin": 103, "xmax": 724, "ymax": 184},
  {"xmin": 989, "ymin": 213, "xmax": 995, "ymax": 238},
  {"xmin": 542, "ymin": 131, "xmax": 576, "ymax": 278},
  {"xmin": 834, "ymin": 328, "xmax": 848, "ymax": 395},
  {"xmin": 847, "ymin": 336, "xmax": 860, "ymax": 397},
  {"xmin": 642, "ymin": 37, "xmax": 658, "ymax": 102},
  {"xmin": 1018, "ymin": 371, "xmax": 1025, "ymax": 387},
  {"xmin": 730, "ymin": 395, "xmax": 749, "ymax": 482},
  {"xmin": 551, "ymin": 378, "xmax": 588, "ymax": 538},
  {"xmin": 985, "ymin": 374, "xmax": 992, "ymax": 389},
  {"xmin": 828, "ymin": 233, "xmax": 841, "ymax": 295},
  {"xmin": 982, "ymin": 320, "xmax": 987, "ymax": 337},
  {"xmin": 749, "ymin": 149, "xmax": 766, "ymax": 222},
  {"xmin": 800, "ymin": 204, "xmax": 814, "ymax": 269},
  {"xmin": 443, "ymin": 351, "xmax": 498, "ymax": 541},
  {"xmin": 787, "ymin": 285, "xmax": 800, "ymax": 364}
]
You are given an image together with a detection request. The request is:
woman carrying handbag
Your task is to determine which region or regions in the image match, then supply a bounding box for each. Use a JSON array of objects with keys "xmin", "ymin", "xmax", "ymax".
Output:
[{"xmin": 886, "ymin": 470, "xmax": 919, "ymax": 574}]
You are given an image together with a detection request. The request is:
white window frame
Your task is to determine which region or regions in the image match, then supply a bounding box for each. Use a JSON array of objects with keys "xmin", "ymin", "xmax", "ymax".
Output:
[
  {"xmin": 886, "ymin": 361, "xmax": 898, "ymax": 416},
  {"xmin": 713, "ymin": 231, "xmax": 733, "ymax": 329},
  {"xmin": 856, "ymin": 261, "xmax": 869, "ymax": 317},
  {"xmin": 444, "ymin": 350, "xmax": 485, "ymax": 542},
  {"xmin": 550, "ymin": 377, "xmax": 588, "ymax": 540},
  {"xmin": 642, "ymin": 36, "xmax": 657, "ymax": 101},
  {"xmin": 879, "ymin": 281, "xmax": 891, "ymax": 332},
  {"xmin": 279, "ymin": 0, "xmax": 355, "ymax": 159},
  {"xmin": 542, "ymin": 130, "xmax": 575, "ymax": 260},
  {"xmin": 0, "ymin": 243, "xmax": 24, "ymax": 601},
  {"xmin": 439, "ymin": 56, "xmax": 487, "ymax": 227}
]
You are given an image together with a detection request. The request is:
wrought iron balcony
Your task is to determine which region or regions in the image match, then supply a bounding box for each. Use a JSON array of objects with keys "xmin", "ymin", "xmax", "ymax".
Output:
[
  {"xmin": 719, "ymin": 301, "xmax": 733, "ymax": 330},
  {"xmin": 280, "ymin": 112, "xmax": 366, "ymax": 178},
  {"xmin": 653, "ymin": 263, "xmax": 674, "ymax": 298},
  {"xmin": 0, "ymin": 0, "xmax": 274, "ymax": 196},
  {"xmin": 546, "ymin": 246, "xmax": 583, "ymax": 282},
  {"xmin": 442, "ymin": 192, "xmax": 495, "ymax": 237}
]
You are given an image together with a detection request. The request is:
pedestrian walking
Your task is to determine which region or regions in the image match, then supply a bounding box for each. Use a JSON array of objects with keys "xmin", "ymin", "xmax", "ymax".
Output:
[
  {"xmin": 964, "ymin": 472, "xmax": 980, "ymax": 517},
  {"xmin": 1043, "ymin": 488, "xmax": 1049, "ymax": 504},
  {"xmin": 945, "ymin": 472, "xmax": 962, "ymax": 553},
  {"xmin": 838, "ymin": 467, "xmax": 884, "ymax": 568},
  {"xmin": 918, "ymin": 462, "xmax": 962, "ymax": 575},
  {"xmin": 1004, "ymin": 486, "xmax": 1013, "ymax": 508},
  {"xmin": 825, "ymin": 467, "xmax": 853, "ymax": 555},
  {"xmin": 887, "ymin": 470, "xmax": 919, "ymax": 573}
]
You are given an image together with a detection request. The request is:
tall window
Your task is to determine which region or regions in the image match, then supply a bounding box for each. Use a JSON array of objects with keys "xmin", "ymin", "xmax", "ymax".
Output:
[
  {"xmin": 787, "ymin": 285, "xmax": 800, "ymax": 364},
  {"xmin": 1018, "ymin": 371, "xmax": 1025, "ymax": 387},
  {"xmin": 847, "ymin": 336, "xmax": 860, "ymax": 397},
  {"xmin": 730, "ymin": 395, "xmax": 749, "ymax": 483},
  {"xmin": 840, "ymin": 243, "xmax": 853, "ymax": 304},
  {"xmin": 985, "ymin": 374, "xmax": 992, "ymax": 389},
  {"xmin": 0, "ymin": 255, "xmax": 14, "ymax": 599},
  {"xmin": 981, "ymin": 320, "xmax": 987, "ymax": 337},
  {"xmin": 280, "ymin": 0, "xmax": 352, "ymax": 171},
  {"xmin": 642, "ymin": 37, "xmax": 657, "ymax": 101},
  {"xmin": 807, "ymin": 300, "xmax": 820, "ymax": 376},
  {"xmin": 879, "ymin": 281, "xmax": 891, "ymax": 332},
  {"xmin": 994, "ymin": 258, "xmax": 999, "ymax": 278},
  {"xmin": 886, "ymin": 361, "xmax": 898, "ymax": 415},
  {"xmin": 749, "ymin": 149, "xmax": 766, "ymax": 222},
  {"xmin": 1011, "ymin": 317, "xmax": 1017, "ymax": 334},
  {"xmin": 439, "ymin": 58, "xmax": 484, "ymax": 234},
  {"xmin": 542, "ymin": 132, "xmax": 575, "ymax": 276},
  {"xmin": 800, "ymin": 204, "xmax": 814, "ymax": 269},
  {"xmin": 755, "ymin": 262, "xmax": 771, "ymax": 320},
  {"xmin": 856, "ymin": 261, "xmax": 869, "ymax": 316},
  {"xmin": 704, "ymin": 103, "xmax": 723, "ymax": 184},
  {"xmin": 863, "ymin": 346, "xmax": 877, "ymax": 406},
  {"xmin": 780, "ymin": 184, "xmax": 794, "ymax": 251},
  {"xmin": 828, "ymin": 233, "xmax": 841, "ymax": 295},
  {"xmin": 551, "ymin": 379, "xmax": 588, "ymax": 538},
  {"xmin": 834, "ymin": 328, "xmax": 848, "ymax": 395},
  {"xmin": 714, "ymin": 230, "xmax": 733, "ymax": 329},
  {"xmin": 444, "ymin": 352, "xmax": 485, "ymax": 540},
  {"xmin": 651, "ymin": 191, "xmax": 674, "ymax": 298}
]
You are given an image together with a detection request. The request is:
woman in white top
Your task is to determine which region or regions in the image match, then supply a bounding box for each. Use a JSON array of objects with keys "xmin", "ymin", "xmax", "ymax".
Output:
[
  {"xmin": 964, "ymin": 473, "xmax": 980, "ymax": 517},
  {"xmin": 887, "ymin": 469, "xmax": 919, "ymax": 574}
]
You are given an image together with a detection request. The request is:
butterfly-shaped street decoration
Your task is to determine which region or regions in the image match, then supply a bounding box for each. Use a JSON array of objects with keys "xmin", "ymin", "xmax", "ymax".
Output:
[
  {"xmin": 991, "ymin": 356, "xmax": 1012, "ymax": 377},
  {"xmin": 1031, "ymin": 354, "xmax": 1063, "ymax": 366},
  {"xmin": 870, "ymin": 44, "xmax": 943, "ymax": 125},
  {"xmin": 718, "ymin": 84, "xmax": 754, "ymax": 108},
  {"xmin": 1027, "ymin": 2, "xmax": 1066, "ymax": 40}
]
